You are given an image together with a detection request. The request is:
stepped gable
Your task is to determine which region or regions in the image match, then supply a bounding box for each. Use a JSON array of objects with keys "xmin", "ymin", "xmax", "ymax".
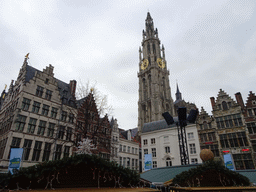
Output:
[
  {"xmin": 245, "ymin": 91, "xmax": 256, "ymax": 108},
  {"xmin": 215, "ymin": 89, "xmax": 237, "ymax": 106},
  {"xmin": 25, "ymin": 64, "xmax": 76, "ymax": 108}
]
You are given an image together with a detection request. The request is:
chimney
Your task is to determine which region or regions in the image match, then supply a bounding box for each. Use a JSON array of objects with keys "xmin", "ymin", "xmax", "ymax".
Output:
[
  {"xmin": 69, "ymin": 80, "xmax": 77, "ymax": 97},
  {"xmin": 210, "ymin": 97, "xmax": 215, "ymax": 110},
  {"xmin": 235, "ymin": 92, "xmax": 245, "ymax": 109}
]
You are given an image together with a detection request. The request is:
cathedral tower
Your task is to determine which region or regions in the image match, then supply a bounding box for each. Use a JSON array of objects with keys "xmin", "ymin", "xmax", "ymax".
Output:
[{"xmin": 138, "ymin": 12, "xmax": 174, "ymax": 133}]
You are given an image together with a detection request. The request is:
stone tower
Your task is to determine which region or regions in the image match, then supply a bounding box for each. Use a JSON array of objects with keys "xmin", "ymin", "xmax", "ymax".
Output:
[{"xmin": 138, "ymin": 12, "xmax": 174, "ymax": 133}]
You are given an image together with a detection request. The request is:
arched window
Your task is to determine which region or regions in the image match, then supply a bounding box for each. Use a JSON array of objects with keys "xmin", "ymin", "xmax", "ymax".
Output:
[
  {"xmin": 147, "ymin": 44, "xmax": 150, "ymax": 54},
  {"xmin": 143, "ymin": 78, "xmax": 147, "ymax": 100},
  {"xmin": 148, "ymin": 75, "xmax": 151, "ymax": 96},
  {"xmin": 166, "ymin": 157, "xmax": 172, "ymax": 167},
  {"xmin": 153, "ymin": 43, "xmax": 156, "ymax": 54},
  {"xmin": 203, "ymin": 121, "xmax": 208, "ymax": 129},
  {"xmin": 162, "ymin": 77, "xmax": 166, "ymax": 98},
  {"xmin": 222, "ymin": 101, "xmax": 228, "ymax": 110}
]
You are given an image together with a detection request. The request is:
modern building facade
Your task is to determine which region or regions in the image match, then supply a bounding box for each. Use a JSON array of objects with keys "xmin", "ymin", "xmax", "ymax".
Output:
[
  {"xmin": 0, "ymin": 55, "xmax": 77, "ymax": 171},
  {"xmin": 141, "ymin": 119, "xmax": 202, "ymax": 172}
]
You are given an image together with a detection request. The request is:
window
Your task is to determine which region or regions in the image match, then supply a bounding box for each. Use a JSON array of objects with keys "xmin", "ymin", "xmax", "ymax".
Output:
[
  {"xmin": 135, "ymin": 159, "xmax": 138, "ymax": 169},
  {"xmin": 27, "ymin": 118, "xmax": 37, "ymax": 133},
  {"xmin": 58, "ymin": 126, "xmax": 65, "ymax": 139},
  {"xmin": 123, "ymin": 145, "xmax": 126, "ymax": 152},
  {"xmin": 41, "ymin": 104, "xmax": 50, "ymax": 116},
  {"xmin": 47, "ymin": 123, "xmax": 55, "ymax": 137},
  {"xmin": 119, "ymin": 145, "xmax": 122, "ymax": 152},
  {"xmin": 32, "ymin": 101, "xmax": 41, "ymax": 113},
  {"xmin": 208, "ymin": 132, "xmax": 216, "ymax": 141},
  {"xmin": 45, "ymin": 90, "xmax": 52, "ymax": 100},
  {"xmin": 248, "ymin": 109, "xmax": 253, "ymax": 117},
  {"xmin": 16, "ymin": 115, "xmax": 27, "ymax": 131},
  {"xmin": 54, "ymin": 144, "xmax": 62, "ymax": 160},
  {"xmin": 135, "ymin": 148, "xmax": 138, "ymax": 154},
  {"xmin": 233, "ymin": 154, "xmax": 255, "ymax": 170},
  {"xmin": 132, "ymin": 147, "xmax": 134, "ymax": 154},
  {"xmin": 144, "ymin": 149, "xmax": 148, "ymax": 155},
  {"xmin": 68, "ymin": 113, "xmax": 74, "ymax": 123},
  {"xmin": 45, "ymin": 78, "xmax": 49, "ymax": 84},
  {"xmin": 64, "ymin": 146, "xmax": 70, "ymax": 158},
  {"xmin": 23, "ymin": 139, "xmax": 32, "ymax": 160},
  {"xmin": 11, "ymin": 137, "xmax": 21, "ymax": 148},
  {"xmin": 143, "ymin": 139, "xmax": 148, "ymax": 145},
  {"xmin": 191, "ymin": 158, "xmax": 198, "ymax": 164},
  {"xmin": 132, "ymin": 158, "xmax": 135, "ymax": 169},
  {"xmin": 21, "ymin": 98, "xmax": 31, "ymax": 111},
  {"xmin": 123, "ymin": 157, "xmax": 126, "ymax": 167},
  {"xmin": 189, "ymin": 144, "xmax": 196, "ymax": 154},
  {"xmin": 247, "ymin": 123, "xmax": 256, "ymax": 134},
  {"xmin": 32, "ymin": 141, "xmax": 42, "ymax": 161},
  {"xmin": 119, "ymin": 157, "xmax": 122, "ymax": 166},
  {"xmin": 128, "ymin": 146, "xmax": 130, "ymax": 153},
  {"xmin": 127, "ymin": 157, "xmax": 130, "ymax": 167},
  {"xmin": 228, "ymin": 102, "xmax": 232, "ymax": 108},
  {"xmin": 203, "ymin": 121, "xmax": 208, "ymax": 129},
  {"xmin": 252, "ymin": 140, "xmax": 256, "ymax": 152},
  {"xmin": 153, "ymin": 161, "xmax": 157, "ymax": 168},
  {"xmin": 36, "ymin": 86, "xmax": 44, "ymax": 97},
  {"xmin": 166, "ymin": 158, "xmax": 172, "ymax": 167},
  {"xmin": 188, "ymin": 132, "xmax": 194, "ymax": 139},
  {"xmin": 51, "ymin": 107, "xmax": 58, "ymax": 118},
  {"xmin": 37, "ymin": 120, "xmax": 46, "ymax": 135},
  {"xmin": 61, "ymin": 111, "xmax": 67, "ymax": 121},
  {"xmin": 152, "ymin": 148, "xmax": 156, "ymax": 157},
  {"xmin": 165, "ymin": 146, "xmax": 170, "ymax": 153},
  {"xmin": 164, "ymin": 136, "xmax": 169, "ymax": 143},
  {"xmin": 76, "ymin": 133, "xmax": 81, "ymax": 144},
  {"xmin": 151, "ymin": 138, "xmax": 155, "ymax": 144},
  {"xmin": 42, "ymin": 143, "xmax": 52, "ymax": 161},
  {"xmin": 219, "ymin": 132, "xmax": 248, "ymax": 148},
  {"xmin": 66, "ymin": 128, "xmax": 72, "ymax": 141},
  {"xmin": 222, "ymin": 101, "xmax": 228, "ymax": 110}
]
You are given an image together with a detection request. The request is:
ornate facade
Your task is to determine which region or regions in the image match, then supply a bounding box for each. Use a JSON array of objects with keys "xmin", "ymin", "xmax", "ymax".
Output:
[
  {"xmin": 138, "ymin": 12, "xmax": 174, "ymax": 133},
  {"xmin": 0, "ymin": 55, "xmax": 77, "ymax": 171}
]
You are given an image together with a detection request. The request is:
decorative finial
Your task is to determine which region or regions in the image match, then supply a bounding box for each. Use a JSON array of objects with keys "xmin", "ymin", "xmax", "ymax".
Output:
[
  {"xmin": 90, "ymin": 88, "xmax": 94, "ymax": 92},
  {"xmin": 4, "ymin": 84, "xmax": 7, "ymax": 90},
  {"xmin": 25, "ymin": 53, "xmax": 29, "ymax": 59}
]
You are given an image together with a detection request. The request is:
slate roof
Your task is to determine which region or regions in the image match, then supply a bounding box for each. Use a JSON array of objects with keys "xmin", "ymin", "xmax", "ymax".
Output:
[
  {"xmin": 140, "ymin": 165, "xmax": 256, "ymax": 185},
  {"xmin": 140, "ymin": 164, "xmax": 201, "ymax": 184},
  {"xmin": 25, "ymin": 65, "xmax": 76, "ymax": 108},
  {"xmin": 142, "ymin": 117, "xmax": 195, "ymax": 133}
]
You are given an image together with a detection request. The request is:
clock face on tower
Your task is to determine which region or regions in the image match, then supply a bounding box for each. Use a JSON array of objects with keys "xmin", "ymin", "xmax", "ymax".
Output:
[
  {"xmin": 157, "ymin": 58, "xmax": 165, "ymax": 68},
  {"xmin": 141, "ymin": 59, "xmax": 149, "ymax": 70}
]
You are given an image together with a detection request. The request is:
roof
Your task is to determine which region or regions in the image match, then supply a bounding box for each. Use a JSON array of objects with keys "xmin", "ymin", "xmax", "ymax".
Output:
[
  {"xmin": 142, "ymin": 118, "xmax": 195, "ymax": 133},
  {"xmin": 140, "ymin": 164, "xmax": 201, "ymax": 184},
  {"xmin": 26, "ymin": 65, "xmax": 76, "ymax": 108},
  {"xmin": 236, "ymin": 170, "xmax": 256, "ymax": 184},
  {"xmin": 140, "ymin": 164, "xmax": 256, "ymax": 185}
]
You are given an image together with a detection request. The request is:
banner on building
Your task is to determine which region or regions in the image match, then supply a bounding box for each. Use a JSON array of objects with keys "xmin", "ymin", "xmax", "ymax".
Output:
[
  {"xmin": 144, "ymin": 154, "xmax": 152, "ymax": 171},
  {"xmin": 223, "ymin": 153, "xmax": 235, "ymax": 171},
  {"xmin": 8, "ymin": 148, "xmax": 23, "ymax": 175}
]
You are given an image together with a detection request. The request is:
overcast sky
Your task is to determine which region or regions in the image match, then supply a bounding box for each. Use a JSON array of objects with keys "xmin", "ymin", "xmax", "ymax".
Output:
[{"xmin": 1, "ymin": 0, "xmax": 256, "ymax": 129}]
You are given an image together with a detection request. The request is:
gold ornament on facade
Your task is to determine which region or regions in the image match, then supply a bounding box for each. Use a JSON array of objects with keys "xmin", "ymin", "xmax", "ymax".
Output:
[
  {"xmin": 157, "ymin": 58, "xmax": 165, "ymax": 68},
  {"xmin": 141, "ymin": 59, "xmax": 149, "ymax": 70},
  {"xmin": 200, "ymin": 149, "xmax": 214, "ymax": 162}
]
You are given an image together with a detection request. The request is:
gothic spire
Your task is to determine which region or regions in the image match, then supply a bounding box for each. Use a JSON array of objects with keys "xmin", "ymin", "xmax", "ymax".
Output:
[
  {"xmin": 145, "ymin": 12, "xmax": 155, "ymax": 38},
  {"xmin": 175, "ymin": 83, "xmax": 182, "ymax": 101}
]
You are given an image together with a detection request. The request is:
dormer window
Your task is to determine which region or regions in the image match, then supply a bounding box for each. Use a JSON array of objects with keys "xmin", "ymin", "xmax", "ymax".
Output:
[
  {"xmin": 45, "ymin": 78, "xmax": 49, "ymax": 84},
  {"xmin": 36, "ymin": 86, "xmax": 44, "ymax": 97}
]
